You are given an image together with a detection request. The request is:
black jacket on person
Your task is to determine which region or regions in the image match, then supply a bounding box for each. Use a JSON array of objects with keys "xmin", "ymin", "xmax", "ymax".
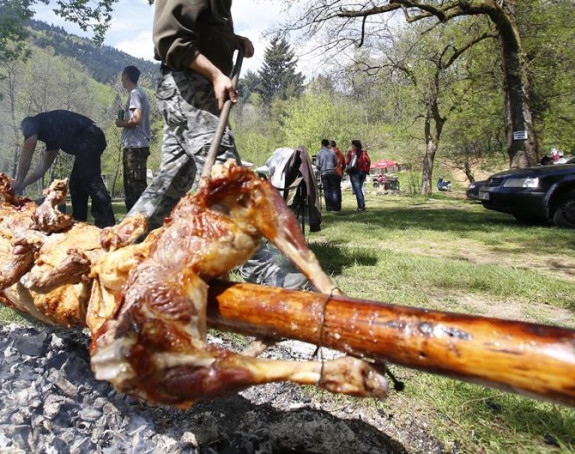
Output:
[{"xmin": 21, "ymin": 110, "xmax": 105, "ymax": 154}]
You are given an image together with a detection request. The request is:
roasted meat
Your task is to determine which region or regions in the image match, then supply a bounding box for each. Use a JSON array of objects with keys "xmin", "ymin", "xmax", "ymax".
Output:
[{"xmin": 0, "ymin": 166, "xmax": 387, "ymax": 408}]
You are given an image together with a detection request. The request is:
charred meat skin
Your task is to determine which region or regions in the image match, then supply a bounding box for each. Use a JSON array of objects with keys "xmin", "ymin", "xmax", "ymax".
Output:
[{"xmin": 0, "ymin": 166, "xmax": 388, "ymax": 408}]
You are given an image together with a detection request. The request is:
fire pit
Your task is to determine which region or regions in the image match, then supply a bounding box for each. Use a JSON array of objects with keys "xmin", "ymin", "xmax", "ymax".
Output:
[{"xmin": 0, "ymin": 324, "xmax": 442, "ymax": 453}]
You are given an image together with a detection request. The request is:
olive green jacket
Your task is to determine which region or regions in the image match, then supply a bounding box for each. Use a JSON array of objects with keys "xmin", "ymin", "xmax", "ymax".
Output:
[{"xmin": 153, "ymin": 0, "xmax": 237, "ymax": 75}]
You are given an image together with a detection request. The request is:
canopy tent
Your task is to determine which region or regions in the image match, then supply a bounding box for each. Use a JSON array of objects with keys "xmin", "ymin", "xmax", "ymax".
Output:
[{"xmin": 370, "ymin": 159, "xmax": 400, "ymax": 174}]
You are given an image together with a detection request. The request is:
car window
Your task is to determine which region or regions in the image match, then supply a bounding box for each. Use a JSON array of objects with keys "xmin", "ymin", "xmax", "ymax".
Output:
[{"xmin": 568, "ymin": 157, "xmax": 575, "ymax": 164}]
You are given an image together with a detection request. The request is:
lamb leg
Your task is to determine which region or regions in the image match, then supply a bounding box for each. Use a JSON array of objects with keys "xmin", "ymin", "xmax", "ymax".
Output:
[
  {"xmin": 90, "ymin": 262, "xmax": 386, "ymax": 408},
  {"xmin": 22, "ymin": 248, "xmax": 91, "ymax": 291},
  {"xmin": 0, "ymin": 237, "xmax": 41, "ymax": 289},
  {"xmin": 203, "ymin": 166, "xmax": 338, "ymax": 295}
]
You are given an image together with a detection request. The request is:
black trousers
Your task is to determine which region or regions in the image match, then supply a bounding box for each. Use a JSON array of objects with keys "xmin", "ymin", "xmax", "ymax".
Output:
[
  {"xmin": 321, "ymin": 172, "xmax": 340, "ymax": 212},
  {"xmin": 67, "ymin": 125, "xmax": 115, "ymax": 228}
]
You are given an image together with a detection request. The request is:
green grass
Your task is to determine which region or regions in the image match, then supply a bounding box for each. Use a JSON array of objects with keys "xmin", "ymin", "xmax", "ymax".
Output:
[
  {"xmin": 1, "ymin": 186, "xmax": 574, "ymax": 452},
  {"xmin": 404, "ymin": 373, "xmax": 575, "ymax": 453},
  {"xmin": 307, "ymin": 188, "xmax": 575, "ymax": 453}
]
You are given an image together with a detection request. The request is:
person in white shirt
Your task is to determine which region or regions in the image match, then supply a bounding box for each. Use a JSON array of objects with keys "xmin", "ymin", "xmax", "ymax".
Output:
[{"xmin": 116, "ymin": 65, "xmax": 151, "ymax": 211}]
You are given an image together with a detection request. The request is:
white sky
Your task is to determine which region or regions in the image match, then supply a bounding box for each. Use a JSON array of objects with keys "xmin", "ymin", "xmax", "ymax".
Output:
[{"xmin": 32, "ymin": 0, "xmax": 319, "ymax": 78}]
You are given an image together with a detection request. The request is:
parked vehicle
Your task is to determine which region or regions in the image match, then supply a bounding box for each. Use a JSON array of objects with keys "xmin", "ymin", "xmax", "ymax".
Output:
[
  {"xmin": 479, "ymin": 158, "xmax": 575, "ymax": 228},
  {"xmin": 466, "ymin": 180, "xmax": 487, "ymax": 200}
]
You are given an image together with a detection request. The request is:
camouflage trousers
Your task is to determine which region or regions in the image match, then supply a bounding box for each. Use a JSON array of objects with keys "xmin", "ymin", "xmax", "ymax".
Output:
[
  {"xmin": 123, "ymin": 146, "xmax": 149, "ymax": 212},
  {"xmin": 127, "ymin": 68, "xmax": 303, "ymax": 288},
  {"xmin": 128, "ymin": 69, "xmax": 240, "ymax": 229}
]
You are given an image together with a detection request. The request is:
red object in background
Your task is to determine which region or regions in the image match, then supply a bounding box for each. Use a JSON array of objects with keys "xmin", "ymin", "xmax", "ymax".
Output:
[
  {"xmin": 370, "ymin": 159, "xmax": 399, "ymax": 170},
  {"xmin": 371, "ymin": 160, "xmax": 388, "ymax": 169}
]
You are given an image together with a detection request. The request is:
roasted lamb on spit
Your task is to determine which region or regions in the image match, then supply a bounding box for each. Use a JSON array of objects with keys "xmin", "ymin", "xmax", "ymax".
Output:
[
  {"xmin": 2, "ymin": 163, "xmax": 575, "ymax": 409},
  {"xmin": 0, "ymin": 163, "xmax": 387, "ymax": 408}
]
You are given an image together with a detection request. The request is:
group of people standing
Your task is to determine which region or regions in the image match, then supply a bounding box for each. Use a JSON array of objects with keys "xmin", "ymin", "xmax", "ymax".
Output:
[{"xmin": 316, "ymin": 139, "xmax": 371, "ymax": 212}]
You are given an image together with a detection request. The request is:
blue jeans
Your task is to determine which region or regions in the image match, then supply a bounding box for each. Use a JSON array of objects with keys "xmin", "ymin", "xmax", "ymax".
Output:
[{"xmin": 350, "ymin": 171, "xmax": 366, "ymax": 209}]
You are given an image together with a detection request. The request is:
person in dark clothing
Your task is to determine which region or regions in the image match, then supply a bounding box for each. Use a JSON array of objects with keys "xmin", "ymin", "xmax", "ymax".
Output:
[
  {"xmin": 14, "ymin": 110, "xmax": 116, "ymax": 228},
  {"xmin": 316, "ymin": 138, "xmax": 339, "ymax": 212},
  {"xmin": 329, "ymin": 140, "xmax": 345, "ymax": 211}
]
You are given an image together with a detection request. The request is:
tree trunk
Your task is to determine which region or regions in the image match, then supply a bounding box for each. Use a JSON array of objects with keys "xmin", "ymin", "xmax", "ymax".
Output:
[
  {"xmin": 464, "ymin": 159, "xmax": 475, "ymax": 184},
  {"xmin": 531, "ymin": 109, "xmax": 545, "ymax": 160},
  {"xmin": 421, "ymin": 96, "xmax": 445, "ymax": 195},
  {"xmin": 486, "ymin": 4, "xmax": 536, "ymax": 168},
  {"xmin": 421, "ymin": 121, "xmax": 437, "ymax": 195},
  {"xmin": 6, "ymin": 62, "xmax": 21, "ymax": 178}
]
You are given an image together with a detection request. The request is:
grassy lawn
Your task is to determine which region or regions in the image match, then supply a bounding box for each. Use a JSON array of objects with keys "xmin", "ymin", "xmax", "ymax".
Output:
[
  {"xmin": 1, "ymin": 186, "xmax": 574, "ymax": 452},
  {"xmin": 307, "ymin": 187, "xmax": 575, "ymax": 453}
]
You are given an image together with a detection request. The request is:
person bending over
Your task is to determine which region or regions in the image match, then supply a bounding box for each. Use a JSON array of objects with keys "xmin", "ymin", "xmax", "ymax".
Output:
[{"xmin": 14, "ymin": 110, "xmax": 115, "ymax": 228}]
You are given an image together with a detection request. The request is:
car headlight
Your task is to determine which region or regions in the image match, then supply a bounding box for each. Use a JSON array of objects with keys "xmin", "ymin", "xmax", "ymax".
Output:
[{"xmin": 502, "ymin": 177, "xmax": 540, "ymax": 188}]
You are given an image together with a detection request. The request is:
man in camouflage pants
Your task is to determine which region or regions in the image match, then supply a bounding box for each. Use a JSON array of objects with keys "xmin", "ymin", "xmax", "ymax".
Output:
[
  {"xmin": 116, "ymin": 65, "xmax": 151, "ymax": 212},
  {"xmin": 128, "ymin": 0, "xmax": 307, "ymax": 290},
  {"xmin": 127, "ymin": 70, "xmax": 239, "ymax": 229}
]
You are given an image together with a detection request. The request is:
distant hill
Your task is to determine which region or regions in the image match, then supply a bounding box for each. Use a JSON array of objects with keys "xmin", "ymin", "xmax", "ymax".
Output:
[{"xmin": 26, "ymin": 20, "xmax": 160, "ymax": 85}]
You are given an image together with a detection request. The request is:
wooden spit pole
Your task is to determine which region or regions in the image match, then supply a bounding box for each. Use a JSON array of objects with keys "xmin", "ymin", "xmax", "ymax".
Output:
[
  {"xmin": 206, "ymin": 280, "xmax": 575, "ymax": 407},
  {"xmin": 202, "ymin": 49, "xmax": 244, "ymax": 180}
]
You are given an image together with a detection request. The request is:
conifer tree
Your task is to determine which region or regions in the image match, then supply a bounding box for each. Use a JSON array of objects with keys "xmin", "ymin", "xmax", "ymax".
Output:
[{"xmin": 256, "ymin": 35, "xmax": 305, "ymax": 107}]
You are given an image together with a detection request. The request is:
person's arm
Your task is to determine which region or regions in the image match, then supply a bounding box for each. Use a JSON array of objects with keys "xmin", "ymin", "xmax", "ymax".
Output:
[
  {"xmin": 116, "ymin": 90, "xmax": 144, "ymax": 128},
  {"xmin": 189, "ymin": 53, "xmax": 238, "ymax": 110},
  {"xmin": 116, "ymin": 108, "xmax": 142, "ymax": 129},
  {"xmin": 19, "ymin": 148, "xmax": 59, "ymax": 190},
  {"xmin": 316, "ymin": 152, "xmax": 325, "ymax": 170},
  {"xmin": 188, "ymin": 35, "xmax": 254, "ymax": 110},
  {"xmin": 13, "ymin": 135, "xmax": 37, "ymax": 192}
]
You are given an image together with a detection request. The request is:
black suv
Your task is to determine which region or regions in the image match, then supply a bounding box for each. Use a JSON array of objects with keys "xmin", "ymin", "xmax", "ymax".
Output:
[{"xmin": 479, "ymin": 158, "xmax": 575, "ymax": 228}]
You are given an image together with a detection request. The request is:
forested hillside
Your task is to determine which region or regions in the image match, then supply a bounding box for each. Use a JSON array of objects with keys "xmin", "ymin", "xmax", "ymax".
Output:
[{"xmin": 28, "ymin": 20, "xmax": 159, "ymax": 85}]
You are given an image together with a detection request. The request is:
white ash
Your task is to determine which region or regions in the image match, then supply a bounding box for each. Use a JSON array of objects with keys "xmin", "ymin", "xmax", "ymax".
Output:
[{"xmin": 0, "ymin": 325, "xmax": 443, "ymax": 454}]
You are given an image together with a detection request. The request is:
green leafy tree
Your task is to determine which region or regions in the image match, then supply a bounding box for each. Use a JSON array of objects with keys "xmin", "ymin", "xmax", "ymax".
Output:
[
  {"xmin": 339, "ymin": 18, "xmax": 497, "ymax": 194},
  {"xmin": 518, "ymin": 0, "xmax": 575, "ymax": 154},
  {"xmin": 282, "ymin": 0, "xmax": 542, "ymax": 169},
  {"xmin": 237, "ymin": 70, "xmax": 261, "ymax": 107},
  {"xmin": 257, "ymin": 35, "xmax": 305, "ymax": 107},
  {"xmin": 0, "ymin": 0, "xmax": 138, "ymax": 49},
  {"xmin": 0, "ymin": 0, "xmax": 34, "ymax": 65}
]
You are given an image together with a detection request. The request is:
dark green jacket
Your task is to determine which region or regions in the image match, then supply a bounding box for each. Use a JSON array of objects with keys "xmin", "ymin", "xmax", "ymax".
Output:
[{"xmin": 153, "ymin": 0, "xmax": 237, "ymax": 75}]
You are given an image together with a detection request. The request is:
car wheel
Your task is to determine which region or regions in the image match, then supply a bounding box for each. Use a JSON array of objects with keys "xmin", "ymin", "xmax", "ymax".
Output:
[{"xmin": 553, "ymin": 190, "xmax": 575, "ymax": 228}]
